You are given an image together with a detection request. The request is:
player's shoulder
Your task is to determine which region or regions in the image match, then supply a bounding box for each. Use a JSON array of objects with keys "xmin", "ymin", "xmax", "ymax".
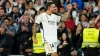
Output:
[
  {"xmin": 36, "ymin": 13, "xmax": 46, "ymax": 18},
  {"xmin": 52, "ymin": 14, "xmax": 61, "ymax": 17},
  {"xmin": 39, "ymin": 12, "xmax": 47, "ymax": 16},
  {"xmin": 51, "ymin": 14, "xmax": 57, "ymax": 16},
  {"xmin": 52, "ymin": 14, "xmax": 61, "ymax": 18}
]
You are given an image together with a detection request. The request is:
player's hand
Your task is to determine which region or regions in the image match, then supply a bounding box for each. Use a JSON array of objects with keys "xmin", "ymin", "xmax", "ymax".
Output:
[{"xmin": 33, "ymin": 38, "xmax": 38, "ymax": 44}]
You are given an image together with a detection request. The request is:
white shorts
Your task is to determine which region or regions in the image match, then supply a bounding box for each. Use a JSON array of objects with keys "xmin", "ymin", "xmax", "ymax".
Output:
[{"xmin": 44, "ymin": 42, "xmax": 57, "ymax": 55}]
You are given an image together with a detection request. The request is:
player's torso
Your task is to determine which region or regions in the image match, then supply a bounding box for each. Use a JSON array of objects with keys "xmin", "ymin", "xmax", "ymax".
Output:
[{"xmin": 40, "ymin": 13, "xmax": 58, "ymax": 42}]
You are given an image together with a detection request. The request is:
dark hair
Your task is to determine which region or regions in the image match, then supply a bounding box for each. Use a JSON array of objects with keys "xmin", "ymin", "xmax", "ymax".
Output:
[
  {"xmin": 77, "ymin": 23, "xmax": 83, "ymax": 31},
  {"xmin": 34, "ymin": 0, "xmax": 36, "ymax": 4},
  {"xmin": 4, "ymin": 17, "xmax": 11, "ymax": 22},
  {"xmin": 6, "ymin": 1, "xmax": 11, "ymax": 5},
  {"xmin": 82, "ymin": 14, "xmax": 88, "ymax": 18},
  {"xmin": 12, "ymin": 6, "xmax": 19, "ymax": 11},
  {"xmin": 60, "ymin": 32, "xmax": 70, "ymax": 43},
  {"xmin": 27, "ymin": 1, "xmax": 33, "ymax": 5},
  {"xmin": 60, "ymin": 6, "xmax": 64, "ymax": 8},
  {"xmin": 82, "ymin": 8, "xmax": 88, "ymax": 12},
  {"xmin": 79, "ymin": 14, "xmax": 88, "ymax": 21},
  {"xmin": 39, "ymin": 7, "xmax": 46, "ymax": 11},
  {"xmin": 0, "ymin": 7, "xmax": 5, "ymax": 10},
  {"xmin": 13, "ymin": 6, "xmax": 18, "ymax": 8},
  {"xmin": 5, "ymin": 1, "xmax": 11, "ymax": 10},
  {"xmin": 0, "ymin": 5, "xmax": 3, "ymax": 8},
  {"xmin": 0, "ymin": 7, "xmax": 6, "ymax": 13},
  {"xmin": 46, "ymin": 2, "xmax": 55, "ymax": 9}
]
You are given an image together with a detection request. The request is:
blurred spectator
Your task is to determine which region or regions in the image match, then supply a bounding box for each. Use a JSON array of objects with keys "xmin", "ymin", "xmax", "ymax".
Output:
[
  {"xmin": 81, "ymin": 8, "xmax": 90, "ymax": 19},
  {"xmin": 5, "ymin": 1, "xmax": 12, "ymax": 14},
  {"xmin": 1, "ymin": 17, "xmax": 16, "ymax": 36},
  {"xmin": 64, "ymin": 0, "xmax": 83, "ymax": 10},
  {"xmin": 86, "ymin": 4, "xmax": 94, "ymax": 20},
  {"xmin": 19, "ymin": 9, "xmax": 35, "ymax": 23},
  {"xmin": 59, "ymin": 6, "xmax": 65, "ymax": 16},
  {"xmin": 23, "ymin": 9, "xmax": 36, "ymax": 22},
  {"xmin": 16, "ymin": 14, "xmax": 33, "ymax": 55},
  {"xmin": 27, "ymin": 1, "xmax": 34, "ymax": 9},
  {"xmin": 58, "ymin": 32, "xmax": 71, "ymax": 56},
  {"xmin": 64, "ymin": 0, "xmax": 73, "ymax": 10},
  {"xmin": 64, "ymin": 4, "xmax": 75, "ymax": 32},
  {"xmin": 94, "ymin": 3, "xmax": 100, "ymax": 16},
  {"xmin": 61, "ymin": 4, "xmax": 75, "ymax": 32},
  {"xmin": 19, "ymin": 4, "xmax": 25, "ymax": 15},
  {"xmin": 80, "ymin": 14, "xmax": 88, "ymax": 28},
  {"xmin": 93, "ymin": 0, "xmax": 100, "ymax": 12},
  {"xmin": 33, "ymin": 0, "xmax": 42, "ymax": 12},
  {"xmin": 72, "ymin": 2, "xmax": 80, "ymax": 25},
  {"xmin": 72, "ymin": 2, "xmax": 80, "ymax": 11},
  {"xmin": 76, "ymin": 20, "xmax": 100, "ymax": 56},
  {"xmin": 72, "ymin": 23, "xmax": 83, "ymax": 48},
  {"xmin": 0, "ymin": 27, "xmax": 13, "ymax": 56},
  {"xmin": 57, "ymin": 22, "xmax": 71, "ymax": 40},
  {"xmin": 11, "ymin": 0, "xmax": 25, "ymax": 15},
  {"xmin": 0, "ymin": 8, "xmax": 7, "ymax": 25},
  {"xmin": 73, "ymin": 0, "xmax": 83, "ymax": 9},
  {"xmin": 82, "ymin": 9, "xmax": 88, "ymax": 15},
  {"xmin": 71, "ymin": 23, "xmax": 83, "ymax": 56},
  {"xmin": 10, "ymin": 6, "xmax": 21, "ymax": 23}
]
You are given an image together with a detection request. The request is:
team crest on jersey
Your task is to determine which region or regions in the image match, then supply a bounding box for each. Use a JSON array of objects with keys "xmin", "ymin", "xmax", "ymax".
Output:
[{"xmin": 48, "ymin": 20, "xmax": 55, "ymax": 25}]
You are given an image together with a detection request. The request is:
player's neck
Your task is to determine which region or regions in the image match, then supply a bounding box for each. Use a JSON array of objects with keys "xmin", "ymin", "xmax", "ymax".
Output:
[{"xmin": 46, "ymin": 10, "xmax": 52, "ymax": 15}]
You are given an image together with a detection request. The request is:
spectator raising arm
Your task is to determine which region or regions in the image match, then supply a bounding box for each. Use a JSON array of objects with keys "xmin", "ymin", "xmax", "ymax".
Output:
[
  {"xmin": 0, "ymin": 0, "xmax": 4, "ymax": 5},
  {"xmin": 61, "ymin": 11, "xmax": 70, "ymax": 21},
  {"xmin": 8, "ymin": 0, "xmax": 14, "ymax": 7}
]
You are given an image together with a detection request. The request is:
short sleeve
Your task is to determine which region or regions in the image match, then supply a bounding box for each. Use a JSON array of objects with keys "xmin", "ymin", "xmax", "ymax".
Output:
[{"xmin": 35, "ymin": 14, "xmax": 42, "ymax": 24}]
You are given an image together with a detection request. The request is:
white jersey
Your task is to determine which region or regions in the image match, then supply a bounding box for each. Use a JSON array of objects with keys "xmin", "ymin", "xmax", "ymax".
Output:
[{"xmin": 35, "ymin": 12, "xmax": 61, "ymax": 43}]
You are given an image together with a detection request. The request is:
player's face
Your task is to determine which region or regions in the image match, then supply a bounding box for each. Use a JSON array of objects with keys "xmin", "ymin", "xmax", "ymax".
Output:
[{"xmin": 49, "ymin": 4, "xmax": 56, "ymax": 12}]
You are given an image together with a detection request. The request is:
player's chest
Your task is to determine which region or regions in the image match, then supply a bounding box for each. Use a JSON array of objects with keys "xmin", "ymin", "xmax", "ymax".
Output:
[{"xmin": 43, "ymin": 15, "xmax": 57, "ymax": 25}]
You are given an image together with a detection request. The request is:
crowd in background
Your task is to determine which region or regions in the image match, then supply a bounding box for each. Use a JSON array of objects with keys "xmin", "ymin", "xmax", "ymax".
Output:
[{"xmin": 0, "ymin": 0, "xmax": 99, "ymax": 56}]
